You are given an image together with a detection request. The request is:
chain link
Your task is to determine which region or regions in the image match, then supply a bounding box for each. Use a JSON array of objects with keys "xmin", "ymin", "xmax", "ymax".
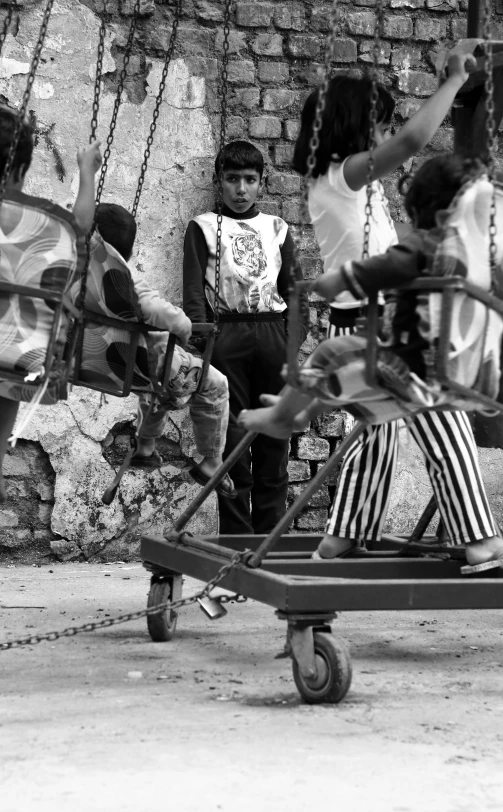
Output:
[
  {"xmin": 481, "ymin": 0, "xmax": 498, "ymax": 287},
  {"xmin": 362, "ymin": 0, "xmax": 384, "ymax": 261},
  {"xmin": 95, "ymin": 0, "xmax": 140, "ymax": 207},
  {"xmin": 213, "ymin": 0, "xmax": 231, "ymax": 335},
  {"xmin": 131, "ymin": 0, "xmax": 182, "ymax": 218},
  {"xmin": 0, "ymin": 4, "xmax": 15, "ymax": 57},
  {"xmin": 0, "ymin": 0, "xmax": 55, "ymax": 209},
  {"xmin": 0, "ymin": 550, "xmax": 249, "ymax": 651}
]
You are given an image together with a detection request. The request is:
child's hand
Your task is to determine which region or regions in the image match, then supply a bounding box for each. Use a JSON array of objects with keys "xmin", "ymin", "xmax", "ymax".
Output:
[
  {"xmin": 445, "ymin": 52, "xmax": 477, "ymax": 85},
  {"xmin": 176, "ymin": 323, "xmax": 192, "ymax": 348},
  {"xmin": 77, "ymin": 140, "xmax": 102, "ymax": 176},
  {"xmin": 311, "ymin": 269, "xmax": 347, "ymax": 301}
]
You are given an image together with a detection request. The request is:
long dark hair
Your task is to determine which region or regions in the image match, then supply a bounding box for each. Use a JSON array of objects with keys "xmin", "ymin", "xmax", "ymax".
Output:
[
  {"xmin": 292, "ymin": 75, "xmax": 395, "ymax": 178},
  {"xmin": 0, "ymin": 105, "xmax": 33, "ymax": 182}
]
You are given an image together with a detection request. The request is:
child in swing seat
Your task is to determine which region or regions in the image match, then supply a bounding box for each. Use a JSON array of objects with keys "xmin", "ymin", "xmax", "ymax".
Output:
[
  {"xmin": 0, "ymin": 106, "xmax": 102, "ymax": 502},
  {"xmin": 91, "ymin": 203, "xmax": 236, "ymax": 498},
  {"xmin": 239, "ymin": 152, "xmax": 503, "ymax": 573}
]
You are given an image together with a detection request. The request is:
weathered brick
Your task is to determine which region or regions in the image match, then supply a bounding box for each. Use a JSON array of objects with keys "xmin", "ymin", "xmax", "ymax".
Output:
[
  {"xmin": 391, "ymin": 45, "xmax": 422, "ymax": 68},
  {"xmin": 194, "ymin": 0, "xmax": 223, "ymax": 24},
  {"xmin": 172, "ymin": 26, "xmax": 213, "ymax": 55},
  {"xmin": 301, "ymin": 257, "xmax": 324, "ymax": 278},
  {"xmin": 215, "ymin": 29, "xmax": 247, "ymax": 54},
  {"xmin": 267, "ymin": 172, "xmax": 301, "ymax": 195},
  {"xmin": 226, "ymin": 116, "xmax": 247, "ymax": 139},
  {"xmin": 38, "ymin": 503, "xmax": 52, "ymax": 526},
  {"xmin": 426, "ymin": 0, "xmax": 458, "ymax": 9},
  {"xmin": 0, "ymin": 510, "xmax": 18, "ymax": 527},
  {"xmin": 252, "ymin": 33, "xmax": 284, "ymax": 56},
  {"xmin": 295, "ymin": 509, "xmax": 328, "ymax": 530},
  {"xmin": 263, "ymin": 89, "xmax": 296, "ymax": 112},
  {"xmin": 3, "ymin": 455, "xmax": 30, "ymax": 476},
  {"xmin": 354, "ymin": 0, "xmax": 378, "ymax": 5},
  {"xmin": 36, "ymin": 482, "xmax": 55, "ymax": 501},
  {"xmin": 249, "ymin": 115, "xmax": 282, "ymax": 138},
  {"xmin": 231, "ymin": 87, "xmax": 261, "ymax": 110},
  {"xmin": 429, "ymin": 127, "xmax": 453, "ymax": 151},
  {"xmin": 258, "ymin": 199, "xmax": 281, "ymax": 216},
  {"xmin": 227, "ymin": 60, "xmax": 255, "ymax": 84},
  {"xmin": 120, "ymin": 0, "xmax": 154, "ymax": 15},
  {"xmin": 414, "ymin": 18, "xmax": 447, "ymax": 40},
  {"xmin": 0, "ymin": 529, "xmax": 32, "ymax": 549},
  {"xmin": 395, "ymin": 98, "xmax": 422, "ymax": 118},
  {"xmin": 359, "ymin": 41, "xmax": 391, "ymax": 64},
  {"xmin": 383, "ymin": 15, "xmax": 413, "ymax": 39},
  {"xmin": 287, "ymin": 35, "xmax": 320, "ymax": 60},
  {"xmin": 257, "ymin": 61, "xmax": 290, "ymax": 83},
  {"xmin": 289, "ymin": 483, "xmax": 331, "ymax": 507},
  {"xmin": 310, "ymin": 6, "xmax": 334, "ymax": 32},
  {"xmin": 236, "ymin": 2, "xmax": 275, "ymax": 27},
  {"xmin": 287, "ymin": 460, "xmax": 311, "ymax": 481},
  {"xmin": 274, "ymin": 144, "xmax": 295, "ymax": 165},
  {"xmin": 186, "ymin": 56, "xmax": 219, "ymax": 80},
  {"xmin": 332, "ymin": 38, "xmax": 357, "ymax": 62},
  {"xmin": 450, "ymin": 18, "xmax": 466, "ymax": 38},
  {"xmin": 390, "ymin": 0, "xmax": 424, "ymax": 6},
  {"xmin": 347, "ymin": 12, "xmax": 376, "ymax": 36},
  {"xmin": 284, "ymin": 119, "xmax": 301, "ymax": 141},
  {"xmin": 291, "ymin": 63, "xmax": 326, "ymax": 86},
  {"xmin": 282, "ymin": 199, "xmax": 302, "ymax": 222},
  {"xmin": 315, "ymin": 413, "xmax": 346, "ymax": 438},
  {"xmin": 397, "ymin": 70, "xmax": 437, "ymax": 96},
  {"xmin": 297, "ymin": 436, "xmax": 330, "ymax": 460},
  {"xmin": 274, "ymin": 6, "xmax": 306, "ymax": 31}
]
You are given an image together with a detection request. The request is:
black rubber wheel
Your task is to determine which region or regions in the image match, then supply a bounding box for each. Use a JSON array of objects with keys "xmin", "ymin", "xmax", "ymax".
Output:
[
  {"xmin": 292, "ymin": 632, "xmax": 352, "ymax": 704},
  {"xmin": 146, "ymin": 578, "xmax": 178, "ymax": 642}
]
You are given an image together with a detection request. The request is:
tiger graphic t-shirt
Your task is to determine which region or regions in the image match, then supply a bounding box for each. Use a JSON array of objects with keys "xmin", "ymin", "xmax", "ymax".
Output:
[{"xmin": 191, "ymin": 211, "xmax": 289, "ymax": 314}]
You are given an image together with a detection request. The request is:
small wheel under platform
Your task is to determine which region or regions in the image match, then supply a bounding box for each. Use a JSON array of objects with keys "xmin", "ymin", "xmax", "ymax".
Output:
[
  {"xmin": 292, "ymin": 631, "xmax": 352, "ymax": 705},
  {"xmin": 146, "ymin": 573, "xmax": 183, "ymax": 642}
]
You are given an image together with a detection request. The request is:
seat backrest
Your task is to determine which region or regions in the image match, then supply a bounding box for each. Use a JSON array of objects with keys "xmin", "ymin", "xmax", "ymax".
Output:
[
  {"xmin": 71, "ymin": 232, "xmax": 153, "ymax": 396},
  {"xmin": 0, "ymin": 190, "xmax": 84, "ymax": 404},
  {"xmin": 419, "ymin": 176, "xmax": 503, "ymax": 399}
]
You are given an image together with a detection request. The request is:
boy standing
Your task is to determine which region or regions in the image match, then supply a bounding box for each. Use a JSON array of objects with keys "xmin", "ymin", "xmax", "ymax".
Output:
[{"xmin": 183, "ymin": 141, "xmax": 308, "ymax": 534}]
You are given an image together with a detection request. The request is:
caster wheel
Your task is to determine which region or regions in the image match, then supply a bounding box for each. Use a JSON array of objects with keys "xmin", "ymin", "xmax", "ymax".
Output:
[
  {"xmin": 147, "ymin": 577, "xmax": 180, "ymax": 642},
  {"xmin": 293, "ymin": 632, "xmax": 352, "ymax": 704}
]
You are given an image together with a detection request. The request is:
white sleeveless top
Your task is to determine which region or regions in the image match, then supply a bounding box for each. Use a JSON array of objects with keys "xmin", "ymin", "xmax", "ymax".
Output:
[{"xmin": 309, "ymin": 158, "xmax": 398, "ymax": 308}]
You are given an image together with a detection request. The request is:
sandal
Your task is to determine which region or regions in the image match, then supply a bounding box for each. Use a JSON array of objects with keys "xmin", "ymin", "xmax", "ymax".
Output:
[
  {"xmin": 130, "ymin": 449, "xmax": 165, "ymax": 469},
  {"xmin": 187, "ymin": 464, "xmax": 237, "ymax": 499}
]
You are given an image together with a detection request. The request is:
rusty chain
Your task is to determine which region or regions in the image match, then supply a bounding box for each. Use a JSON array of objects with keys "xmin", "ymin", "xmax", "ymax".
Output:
[
  {"xmin": 213, "ymin": 0, "xmax": 231, "ymax": 335},
  {"xmin": 95, "ymin": 0, "xmax": 140, "ymax": 206},
  {"xmin": 482, "ymin": 0, "xmax": 498, "ymax": 287},
  {"xmin": 0, "ymin": 550, "xmax": 249, "ymax": 652},
  {"xmin": 0, "ymin": 4, "xmax": 15, "ymax": 57},
  {"xmin": 0, "ymin": 0, "xmax": 55, "ymax": 208},
  {"xmin": 131, "ymin": 0, "xmax": 182, "ymax": 218},
  {"xmin": 362, "ymin": 0, "xmax": 384, "ymax": 261}
]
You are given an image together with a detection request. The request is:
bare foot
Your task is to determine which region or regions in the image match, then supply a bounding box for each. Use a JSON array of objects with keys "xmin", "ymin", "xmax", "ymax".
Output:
[
  {"xmin": 237, "ymin": 407, "xmax": 293, "ymax": 439},
  {"xmin": 465, "ymin": 536, "xmax": 503, "ymax": 566}
]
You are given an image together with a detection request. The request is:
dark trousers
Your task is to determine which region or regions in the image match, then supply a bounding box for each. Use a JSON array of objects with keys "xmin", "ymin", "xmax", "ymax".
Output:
[{"xmin": 211, "ymin": 315, "xmax": 289, "ymax": 535}]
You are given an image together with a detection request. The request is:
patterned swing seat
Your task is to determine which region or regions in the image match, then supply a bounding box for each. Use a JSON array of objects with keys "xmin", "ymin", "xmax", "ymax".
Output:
[
  {"xmin": 0, "ymin": 191, "xmax": 85, "ymax": 404},
  {"xmin": 292, "ymin": 175, "xmax": 503, "ymax": 425}
]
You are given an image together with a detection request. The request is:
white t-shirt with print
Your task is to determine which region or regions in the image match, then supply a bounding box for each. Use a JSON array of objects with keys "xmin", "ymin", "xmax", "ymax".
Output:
[{"xmin": 309, "ymin": 157, "xmax": 398, "ymax": 308}]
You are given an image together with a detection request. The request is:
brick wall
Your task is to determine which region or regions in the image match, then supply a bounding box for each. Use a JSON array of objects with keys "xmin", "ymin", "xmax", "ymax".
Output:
[{"xmin": 1, "ymin": 0, "xmax": 501, "ymax": 559}]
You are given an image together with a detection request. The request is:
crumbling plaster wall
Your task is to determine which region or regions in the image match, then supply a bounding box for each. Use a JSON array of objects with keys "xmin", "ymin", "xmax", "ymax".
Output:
[{"xmin": 1, "ymin": 0, "xmax": 502, "ymax": 562}]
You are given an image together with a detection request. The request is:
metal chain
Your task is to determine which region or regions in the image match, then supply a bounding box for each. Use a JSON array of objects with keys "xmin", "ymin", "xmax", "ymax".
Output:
[
  {"xmin": 362, "ymin": 0, "xmax": 384, "ymax": 260},
  {"xmin": 0, "ymin": 4, "xmax": 15, "ymax": 57},
  {"xmin": 0, "ymin": 0, "xmax": 55, "ymax": 208},
  {"xmin": 0, "ymin": 550, "xmax": 249, "ymax": 652},
  {"xmin": 481, "ymin": 0, "xmax": 498, "ymax": 287},
  {"xmin": 95, "ymin": 0, "xmax": 140, "ymax": 207},
  {"xmin": 131, "ymin": 0, "xmax": 182, "ymax": 218},
  {"xmin": 212, "ymin": 0, "xmax": 231, "ymax": 335}
]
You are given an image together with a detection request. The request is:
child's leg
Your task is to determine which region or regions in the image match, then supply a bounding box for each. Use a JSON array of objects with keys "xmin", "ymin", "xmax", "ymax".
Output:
[
  {"xmin": 407, "ymin": 410, "xmax": 503, "ymax": 566},
  {"xmin": 0, "ymin": 397, "xmax": 20, "ymax": 502},
  {"xmin": 132, "ymin": 393, "xmax": 169, "ymax": 464},
  {"xmin": 188, "ymin": 364, "xmax": 229, "ymax": 475}
]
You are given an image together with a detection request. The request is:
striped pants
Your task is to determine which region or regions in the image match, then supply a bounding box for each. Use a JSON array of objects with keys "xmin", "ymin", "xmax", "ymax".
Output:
[{"xmin": 326, "ymin": 323, "xmax": 497, "ymax": 545}]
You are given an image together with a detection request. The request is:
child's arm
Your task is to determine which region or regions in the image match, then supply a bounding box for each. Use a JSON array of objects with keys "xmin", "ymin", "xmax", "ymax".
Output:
[
  {"xmin": 183, "ymin": 221, "xmax": 210, "ymax": 325},
  {"xmin": 72, "ymin": 141, "xmax": 102, "ymax": 233},
  {"xmin": 277, "ymin": 229, "xmax": 310, "ymax": 344},
  {"xmin": 344, "ymin": 51, "xmax": 476, "ymax": 192},
  {"xmin": 311, "ymin": 233, "xmax": 426, "ymax": 302},
  {"xmin": 135, "ymin": 279, "xmax": 192, "ymax": 346}
]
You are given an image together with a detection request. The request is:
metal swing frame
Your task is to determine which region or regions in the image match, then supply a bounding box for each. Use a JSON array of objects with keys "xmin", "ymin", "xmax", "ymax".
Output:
[{"xmin": 138, "ymin": 0, "xmax": 503, "ymax": 705}]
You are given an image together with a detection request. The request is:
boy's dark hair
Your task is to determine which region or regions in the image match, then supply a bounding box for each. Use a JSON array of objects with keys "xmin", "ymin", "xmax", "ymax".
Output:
[
  {"xmin": 0, "ymin": 105, "xmax": 33, "ymax": 182},
  {"xmin": 399, "ymin": 154, "xmax": 485, "ymax": 230},
  {"xmin": 214, "ymin": 140, "xmax": 264, "ymax": 178},
  {"xmin": 95, "ymin": 203, "xmax": 137, "ymax": 261},
  {"xmin": 292, "ymin": 75, "xmax": 395, "ymax": 178}
]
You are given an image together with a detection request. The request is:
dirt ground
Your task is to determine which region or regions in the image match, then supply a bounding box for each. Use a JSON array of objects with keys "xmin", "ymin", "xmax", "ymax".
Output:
[{"xmin": 1, "ymin": 563, "xmax": 503, "ymax": 812}]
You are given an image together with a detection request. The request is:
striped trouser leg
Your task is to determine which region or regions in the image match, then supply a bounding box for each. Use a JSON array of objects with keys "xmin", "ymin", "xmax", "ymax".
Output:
[
  {"xmin": 406, "ymin": 410, "xmax": 497, "ymax": 545},
  {"xmin": 325, "ymin": 320, "xmax": 399, "ymax": 542}
]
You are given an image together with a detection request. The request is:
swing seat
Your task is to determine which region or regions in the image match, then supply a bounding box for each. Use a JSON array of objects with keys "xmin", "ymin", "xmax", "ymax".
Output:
[{"xmin": 0, "ymin": 191, "xmax": 85, "ymax": 404}]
